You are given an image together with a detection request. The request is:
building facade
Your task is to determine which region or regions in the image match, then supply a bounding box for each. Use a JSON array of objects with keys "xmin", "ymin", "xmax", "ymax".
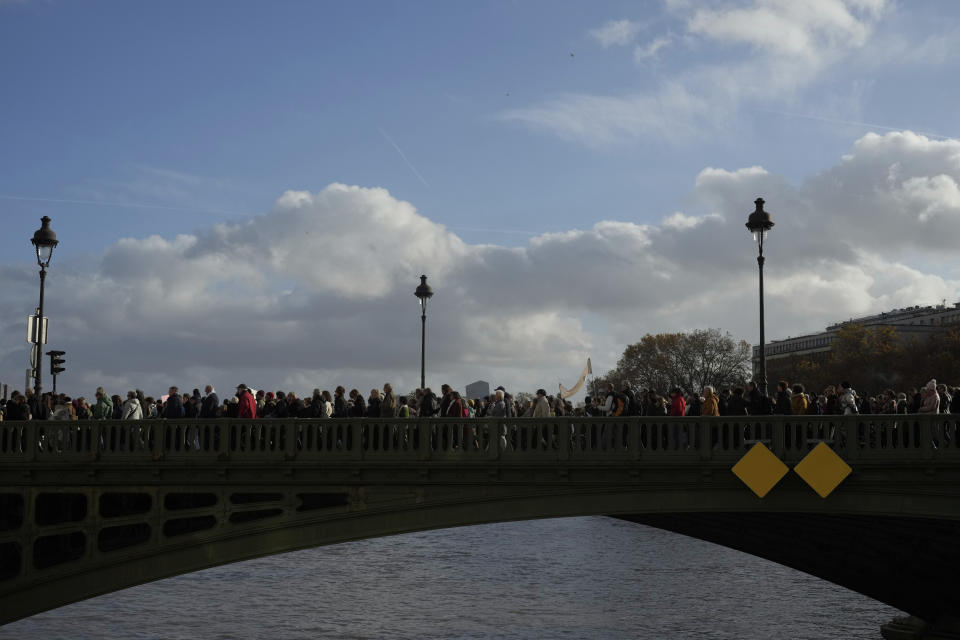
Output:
[
  {"xmin": 752, "ymin": 302, "xmax": 960, "ymax": 379},
  {"xmin": 465, "ymin": 380, "xmax": 490, "ymax": 401}
]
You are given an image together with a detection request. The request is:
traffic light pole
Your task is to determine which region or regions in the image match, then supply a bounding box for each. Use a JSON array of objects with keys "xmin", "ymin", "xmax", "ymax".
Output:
[{"xmin": 47, "ymin": 350, "xmax": 65, "ymax": 397}]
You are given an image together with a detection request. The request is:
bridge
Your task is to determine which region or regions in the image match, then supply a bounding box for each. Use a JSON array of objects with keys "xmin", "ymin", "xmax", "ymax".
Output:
[{"xmin": 2, "ymin": 415, "xmax": 959, "ymax": 638}]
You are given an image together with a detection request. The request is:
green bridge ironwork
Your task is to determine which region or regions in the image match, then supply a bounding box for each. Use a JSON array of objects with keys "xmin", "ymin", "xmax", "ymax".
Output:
[{"xmin": 2, "ymin": 415, "xmax": 959, "ymax": 638}]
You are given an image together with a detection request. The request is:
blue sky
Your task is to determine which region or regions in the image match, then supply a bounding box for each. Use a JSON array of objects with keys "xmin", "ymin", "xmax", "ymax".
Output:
[{"xmin": 3, "ymin": 0, "xmax": 960, "ymax": 399}]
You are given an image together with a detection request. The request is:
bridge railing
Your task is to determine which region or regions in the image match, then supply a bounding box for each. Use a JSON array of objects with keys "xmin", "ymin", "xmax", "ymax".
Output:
[{"xmin": 0, "ymin": 415, "xmax": 958, "ymax": 464}]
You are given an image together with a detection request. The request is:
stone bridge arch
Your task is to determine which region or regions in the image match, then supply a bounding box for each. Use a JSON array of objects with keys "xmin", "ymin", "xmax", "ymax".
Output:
[{"xmin": 2, "ymin": 415, "xmax": 959, "ymax": 635}]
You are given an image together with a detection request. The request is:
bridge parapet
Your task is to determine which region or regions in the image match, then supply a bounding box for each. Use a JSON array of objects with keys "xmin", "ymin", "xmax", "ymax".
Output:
[{"xmin": 2, "ymin": 415, "xmax": 959, "ymax": 465}]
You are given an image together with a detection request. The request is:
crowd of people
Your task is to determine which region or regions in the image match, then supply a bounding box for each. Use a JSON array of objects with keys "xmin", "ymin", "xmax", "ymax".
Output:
[
  {"xmin": 1, "ymin": 377, "xmax": 957, "ymax": 422},
  {"xmin": 0, "ymin": 383, "xmax": 566, "ymax": 422},
  {"xmin": 583, "ymin": 378, "xmax": 960, "ymax": 418}
]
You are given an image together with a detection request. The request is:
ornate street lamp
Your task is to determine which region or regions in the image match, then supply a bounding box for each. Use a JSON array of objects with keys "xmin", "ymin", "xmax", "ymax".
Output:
[
  {"xmin": 30, "ymin": 216, "xmax": 58, "ymax": 407},
  {"xmin": 746, "ymin": 198, "xmax": 774, "ymax": 397},
  {"xmin": 414, "ymin": 274, "xmax": 433, "ymax": 390}
]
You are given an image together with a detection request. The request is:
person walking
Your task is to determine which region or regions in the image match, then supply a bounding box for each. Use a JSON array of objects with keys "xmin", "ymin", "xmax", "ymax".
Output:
[
  {"xmin": 236, "ymin": 384, "xmax": 257, "ymax": 419},
  {"xmin": 201, "ymin": 385, "xmax": 220, "ymax": 418},
  {"xmin": 380, "ymin": 383, "xmax": 397, "ymax": 418},
  {"xmin": 701, "ymin": 386, "xmax": 720, "ymax": 416},
  {"xmin": 121, "ymin": 391, "xmax": 143, "ymax": 420},
  {"xmin": 92, "ymin": 387, "xmax": 114, "ymax": 420}
]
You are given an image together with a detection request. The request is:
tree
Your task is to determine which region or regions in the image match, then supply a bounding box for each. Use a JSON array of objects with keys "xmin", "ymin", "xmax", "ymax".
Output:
[
  {"xmin": 587, "ymin": 372, "xmax": 618, "ymax": 399},
  {"xmin": 825, "ymin": 324, "xmax": 905, "ymax": 391},
  {"xmin": 613, "ymin": 328, "xmax": 750, "ymax": 394},
  {"xmin": 914, "ymin": 326, "xmax": 960, "ymax": 386}
]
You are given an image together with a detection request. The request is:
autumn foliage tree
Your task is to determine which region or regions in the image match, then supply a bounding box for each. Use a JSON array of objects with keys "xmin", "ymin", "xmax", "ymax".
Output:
[
  {"xmin": 766, "ymin": 323, "xmax": 960, "ymax": 394},
  {"xmin": 598, "ymin": 329, "xmax": 751, "ymax": 394}
]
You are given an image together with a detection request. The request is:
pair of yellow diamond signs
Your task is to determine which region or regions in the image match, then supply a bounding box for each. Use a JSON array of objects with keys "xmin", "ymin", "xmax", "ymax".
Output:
[{"xmin": 732, "ymin": 441, "xmax": 852, "ymax": 498}]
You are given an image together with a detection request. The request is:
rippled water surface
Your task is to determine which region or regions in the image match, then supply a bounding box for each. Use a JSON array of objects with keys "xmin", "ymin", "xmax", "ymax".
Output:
[{"xmin": 1, "ymin": 517, "xmax": 899, "ymax": 639}]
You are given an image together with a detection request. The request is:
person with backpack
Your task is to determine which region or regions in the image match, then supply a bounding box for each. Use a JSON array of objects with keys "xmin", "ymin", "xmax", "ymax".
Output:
[{"xmin": 603, "ymin": 383, "xmax": 628, "ymax": 417}]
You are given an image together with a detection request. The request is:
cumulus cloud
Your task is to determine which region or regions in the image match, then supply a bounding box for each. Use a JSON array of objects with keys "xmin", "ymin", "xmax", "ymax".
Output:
[{"xmin": 4, "ymin": 131, "xmax": 960, "ymax": 398}]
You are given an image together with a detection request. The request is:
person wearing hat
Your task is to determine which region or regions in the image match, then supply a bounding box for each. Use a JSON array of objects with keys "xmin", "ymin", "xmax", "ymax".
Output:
[
  {"xmin": 532, "ymin": 389, "xmax": 551, "ymax": 418},
  {"xmin": 236, "ymin": 384, "xmax": 257, "ymax": 419}
]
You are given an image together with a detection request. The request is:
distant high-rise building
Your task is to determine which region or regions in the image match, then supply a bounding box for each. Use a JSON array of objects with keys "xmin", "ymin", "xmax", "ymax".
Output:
[{"xmin": 465, "ymin": 380, "xmax": 490, "ymax": 400}]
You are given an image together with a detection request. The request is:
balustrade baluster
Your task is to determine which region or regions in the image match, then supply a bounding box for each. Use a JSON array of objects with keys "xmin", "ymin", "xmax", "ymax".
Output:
[
  {"xmin": 919, "ymin": 417, "xmax": 933, "ymax": 458},
  {"xmin": 698, "ymin": 421, "xmax": 711, "ymax": 461},
  {"xmin": 557, "ymin": 418, "xmax": 570, "ymax": 461},
  {"xmin": 845, "ymin": 420, "xmax": 860, "ymax": 460},
  {"xmin": 283, "ymin": 423, "xmax": 296, "ymax": 459},
  {"xmin": 350, "ymin": 422, "xmax": 361, "ymax": 460},
  {"xmin": 769, "ymin": 418, "xmax": 787, "ymax": 458}
]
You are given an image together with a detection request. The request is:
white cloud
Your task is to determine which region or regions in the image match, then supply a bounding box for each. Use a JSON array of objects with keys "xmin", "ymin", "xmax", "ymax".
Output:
[
  {"xmin": 503, "ymin": 1, "xmax": 894, "ymax": 147},
  {"xmin": 662, "ymin": 211, "xmax": 706, "ymax": 230},
  {"xmin": 588, "ymin": 19, "xmax": 644, "ymax": 47},
  {"xmin": 633, "ymin": 36, "xmax": 672, "ymax": 62},
  {"xmin": 688, "ymin": 0, "xmax": 881, "ymax": 58},
  {"xmin": 896, "ymin": 175, "xmax": 960, "ymax": 222}
]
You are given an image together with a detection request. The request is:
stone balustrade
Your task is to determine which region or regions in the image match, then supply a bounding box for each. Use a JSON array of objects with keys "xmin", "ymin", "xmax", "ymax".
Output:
[{"xmin": 2, "ymin": 415, "xmax": 959, "ymax": 464}]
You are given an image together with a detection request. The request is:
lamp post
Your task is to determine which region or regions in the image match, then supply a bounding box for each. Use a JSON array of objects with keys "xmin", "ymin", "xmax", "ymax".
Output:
[
  {"xmin": 30, "ymin": 216, "xmax": 58, "ymax": 406},
  {"xmin": 414, "ymin": 275, "xmax": 433, "ymax": 390},
  {"xmin": 745, "ymin": 198, "xmax": 774, "ymax": 397}
]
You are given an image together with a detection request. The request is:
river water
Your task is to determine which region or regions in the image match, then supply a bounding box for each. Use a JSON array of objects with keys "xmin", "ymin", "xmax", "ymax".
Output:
[{"xmin": 0, "ymin": 517, "xmax": 899, "ymax": 639}]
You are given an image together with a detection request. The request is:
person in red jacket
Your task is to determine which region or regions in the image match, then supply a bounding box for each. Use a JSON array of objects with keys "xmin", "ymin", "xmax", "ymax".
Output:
[
  {"xmin": 669, "ymin": 387, "xmax": 687, "ymax": 450},
  {"xmin": 236, "ymin": 384, "xmax": 257, "ymax": 419},
  {"xmin": 669, "ymin": 387, "xmax": 686, "ymax": 416}
]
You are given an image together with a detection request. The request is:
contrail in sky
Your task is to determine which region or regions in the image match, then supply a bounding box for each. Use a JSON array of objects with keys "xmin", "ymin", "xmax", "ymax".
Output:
[
  {"xmin": 0, "ymin": 194, "xmax": 249, "ymax": 216},
  {"xmin": 377, "ymin": 127, "xmax": 430, "ymax": 188},
  {"xmin": 752, "ymin": 109, "xmax": 953, "ymax": 140}
]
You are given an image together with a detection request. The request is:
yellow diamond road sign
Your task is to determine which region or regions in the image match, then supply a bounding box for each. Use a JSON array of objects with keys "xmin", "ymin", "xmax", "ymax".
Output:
[
  {"xmin": 793, "ymin": 441, "xmax": 852, "ymax": 498},
  {"xmin": 732, "ymin": 442, "xmax": 789, "ymax": 498}
]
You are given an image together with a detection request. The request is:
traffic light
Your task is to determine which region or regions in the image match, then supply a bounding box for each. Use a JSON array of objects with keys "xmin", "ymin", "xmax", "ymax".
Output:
[{"xmin": 47, "ymin": 350, "xmax": 66, "ymax": 375}]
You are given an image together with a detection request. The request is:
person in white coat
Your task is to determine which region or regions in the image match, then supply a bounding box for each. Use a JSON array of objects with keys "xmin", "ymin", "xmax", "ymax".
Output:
[{"xmin": 121, "ymin": 391, "xmax": 143, "ymax": 420}]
